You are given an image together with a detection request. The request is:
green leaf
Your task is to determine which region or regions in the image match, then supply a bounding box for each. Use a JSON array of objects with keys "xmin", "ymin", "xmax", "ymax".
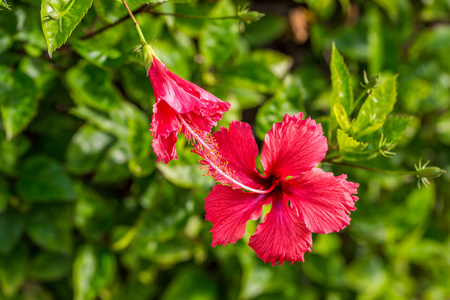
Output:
[
  {"xmin": 66, "ymin": 124, "xmax": 114, "ymax": 175},
  {"xmin": 255, "ymin": 74, "xmax": 303, "ymax": 139},
  {"xmin": 18, "ymin": 57, "xmax": 57, "ymax": 98},
  {"xmin": 352, "ymin": 75, "xmax": 397, "ymax": 137},
  {"xmin": 93, "ymin": 140, "xmax": 132, "ymax": 184},
  {"xmin": 73, "ymin": 244, "xmax": 116, "ymax": 300},
  {"xmin": 0, "ymin": 28, "xmax": 13, "ymax": 54},
  {"xmin": 0, "ymin": 176, "xmax": 9, "ymax": 213},
  {"xmin": 0, "ymin": 132, "xmax": 30, "ymax": 176},
  {"xmin": 16, "ymin": 156, "xmax": 77, "ymax": 202},
  {"xmin": 0, "ymin": 0, "xmax": 11, "ymax": 10},
  {"xmin": 333, "ymin": 103, "xmax": 351, "ymax": 132},
  {"xmin": 381, "ymin": 115, "xmax": 411, "ymax": 146},
  {"xmin": 66, "ymin": 62, "xmax": 122, "ymax": 112},
  {"xmin": 337, "ymin": 129, "xmax": 368, "ymax": 153},
  {"xmin": 28, "ymin": 252, "xmax": 72, "ymax": 281},
  {"xmin": 41, "ymin": 0, "xmax": 94, "ymax": 57},
  {"xmin": 127, "ymin": 118, "xmax": 154, "ymax": 178},
  {"xmin": 249, "ymin": 50, "xmax": 293, "ymax": 79},
  {"xmin": 0, "ymin": 242, "xmax": 27, "ymax": 298},
  {"xmin": 199, "ymin": 0, "xmax": 239, "ymax": 68},
  {"xmin": 367, "ymin": 7, "xmax": 384, "ymax": 75},
  {"xmin": 0, "ymin": 71, "xmax": 38, "ymax": 140},
  {"xmin": 243, "ymin": 14, "xmax": 287, "ymax": 48},
  {"xmin": 0, "ymin": 210, "xmax": 24, "ymax": 254},
  {"xmin": 26, "ymin": 204, "xmax": 73, "ymax": 254},
  {"xmin": 71, "ymin": 40, "xmax": 124, "ymax": 69},
  {"xmin": 330, "ymin": 43, "xmax": 353, "ymax": 114},
  {"xmin": 74, "ymin": 183, "xmax": 115, "ymax": 238},
  {"xmin": 161, "ymin": 266, "xmax": 218, "ymax": 300},
  {"xmin": 127, "ymin": 0, "xmax": 167, "ymax": 5}
]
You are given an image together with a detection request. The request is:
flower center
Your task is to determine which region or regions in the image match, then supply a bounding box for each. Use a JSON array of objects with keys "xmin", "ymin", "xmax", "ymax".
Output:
[{"xmin": 178, "ymin": 113, "xmax": 275, "ymax": 195}]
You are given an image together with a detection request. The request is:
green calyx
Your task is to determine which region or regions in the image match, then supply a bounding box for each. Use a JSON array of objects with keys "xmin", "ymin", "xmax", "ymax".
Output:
[{"xmin": 141, "ymin": 45, "xmax": 156, "ymax": 72}]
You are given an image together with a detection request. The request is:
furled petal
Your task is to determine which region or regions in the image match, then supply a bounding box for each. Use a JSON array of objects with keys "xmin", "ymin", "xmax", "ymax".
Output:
[
  {"xmin": 205, "ymin": 185, "xmax": 268, "ymax": 247},
  {"xmin": 151, "ymin": 130, "xmax": 178, "ymax": 164},
  {"xmin": 261, "ymin": 113, "xmax": 328, "ymax": 179},
  {"xmin": 211, "ymin": 121, "xmax": 269, "ymax": 189},
  {"xmin": 249, "ymin": 191, "xmax": 312, "ymax": 266},
  {"xmin": 282, "ymin": 168, "xmax": 359, "ymax": 234},
  {"xmin": 149, "ymin": 57, "xmax": 230, "ymax": 115},
  {"xmin": 150, "ymin": 100, "xmax": 180, "ymax": 138}
]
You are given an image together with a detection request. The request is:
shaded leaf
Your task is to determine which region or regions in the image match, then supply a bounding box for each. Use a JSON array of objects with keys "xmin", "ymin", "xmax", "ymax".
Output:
[
  {"xmin": 0, "ymin": 71, "xmax": 38, "ymax": 140},
  {"xmin": 28, "ymin": 252, "xmax": 72, "ymax": 281},
  {"xmin": 93, "ymin": 140, "xmax": 132, "ymax": 184},
  {"xmin": 26, "ymin": 204, "xmax": 73, "ymax": 254},
  {"xmin": 255, "ymin": 74, "xmax": 303, "ymax": 139},
  {"xmin": 0, "ymin": 210, "xmax": 24, "ymax": 254},
  {"xmin": 0, "ymin": 176, "xmax": 9, "ymax": 213},
  {"xmin": 41, "ymin": 0, "xmax": 94, "ymax": 57},
  {"xmin": 71, "ymin": 40, "xmax": 124, "ymax": 68},
  {"xmin": 74, "ymin": 183, "xmax": 115, "ymax": 238},
  {"xmin": 16, "ymin": 156, "xmax": 77, "ymax": 202},
  {"xmin": 381, "ymin": 115, "xmax": 410, "ymax": 146}
]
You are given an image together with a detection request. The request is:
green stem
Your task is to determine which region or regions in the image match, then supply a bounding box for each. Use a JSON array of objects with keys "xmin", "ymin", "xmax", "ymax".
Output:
[
  {"xmin": 122, "ymin": 0, "xmax": 147, "ymax": 45},
  {"xmin": 150, "ymin": 12, "xmax": 239, "ymax": 20},
  {"xmin": 322, "ymin": 160, "xmax": 417, "ymax": 176}
]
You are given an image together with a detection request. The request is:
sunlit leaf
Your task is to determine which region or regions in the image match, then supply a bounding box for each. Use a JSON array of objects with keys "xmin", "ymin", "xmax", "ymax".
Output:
[
  {"xmin": 0, "ymin": 242, "xmax": 27, "ymax": 298},
  {"xmin": 199, "ymin": 0, "xmax": 239, "ymax": 68},
  {"xmin": 66, "ymin": 124, "xmax": 114, "ymax": 175},
  {"xmin": 352, "ymin": 75, "xmax": 397, "ymax": 138},
  {"xmin": 337, "ymin": 129, "xmax": 368, "ymax": 153},
  {"xmin": 73, "ymin": 244, "xmax": 116, "ymax": 300},
  {"xmin": 41, "ymin": 0, "xmax": 94, "ymax": 57},
  {"xmin": 330, "ymin": 42, "xmax": 353, "ymax": 114}
]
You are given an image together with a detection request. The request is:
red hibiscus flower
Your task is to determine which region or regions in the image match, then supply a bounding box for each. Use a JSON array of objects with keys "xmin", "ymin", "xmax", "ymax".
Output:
[
  {"xmin": 200, "ymin": 113, "xmax": 358, "ymax": 266},
  {"xmin": 147, "ymin": 55, "xmax": 230, "ymax": 163}
]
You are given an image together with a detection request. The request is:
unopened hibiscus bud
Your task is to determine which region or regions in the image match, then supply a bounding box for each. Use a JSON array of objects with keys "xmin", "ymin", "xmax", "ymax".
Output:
[
  {"xmin": 414, "ymin": 158, "xmax": 446, "ymax": 188},
  {"xmin": 238, "ymin": 11, "xmax": 265, "ymax": 23}
]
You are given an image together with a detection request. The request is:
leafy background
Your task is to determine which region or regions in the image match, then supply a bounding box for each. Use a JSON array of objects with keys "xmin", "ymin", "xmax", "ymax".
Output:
[{"xmin": 0, "ymin": 0, "xmax": 449, "ymax": 299}]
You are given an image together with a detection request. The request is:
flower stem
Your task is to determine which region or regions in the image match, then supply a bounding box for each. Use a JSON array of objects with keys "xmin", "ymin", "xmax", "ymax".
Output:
[
  {"xmin": 322, "ymin": 160, "xmax": 417, "ymax": 176},
  {"xmin": 150, "ymin": 12, "xmax": 239, "ymax": 20},
  {"xmin": 122, "ymin": 0, "xmax": 147, "ymax": 45},
  {"xmin": 179, "ymin": 116, "xmax": 274, "ymax": 194}
]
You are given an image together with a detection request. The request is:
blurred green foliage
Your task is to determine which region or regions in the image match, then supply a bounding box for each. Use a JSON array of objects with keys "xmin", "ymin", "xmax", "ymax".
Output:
[{"xmin": 0, "ymin": 0, "xmax": 449, "ymax": 299}]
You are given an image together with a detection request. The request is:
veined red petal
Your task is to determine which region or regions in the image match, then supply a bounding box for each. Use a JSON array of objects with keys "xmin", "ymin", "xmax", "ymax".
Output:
[
  {"xmin": 211, "ymin": 121, "xmax": 268, "ymax": 189},
  {"xmin": 150, "ymin": 100, "xmax": 180, "ymax": 138},
  {"xmin": 149, "ymin": 57, "xmax": 229, "ymax": 115},
  {"xmin": 249, "ymin": 191, "xmax": 312, "ymax": 266},
  {"xmin": 282, "ymin": 168, "xmax": 359, "ymax": 234},
  {"xmin": 261, "ymin": 113, "xmax": 328, "ymax": 179},
  {"xmin": 205, "ymin": 185, "xmax": 268, "ymax": 247},
  {"xmin": 151, "ymin": 130, "xmax": 178, "ymax": 164}
]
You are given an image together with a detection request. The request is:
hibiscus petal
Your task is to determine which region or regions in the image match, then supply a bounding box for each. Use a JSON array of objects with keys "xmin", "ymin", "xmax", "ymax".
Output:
[
  {"xmin": 205, "ymin": 185, "xmax": 268, "ymax": 247},
  {"xmin": 149, "ymin": 58, "xmax": 225, "ymax": 114},
  {"xmin": 150, "ymin": 100, "xmax": 181, "ymax": 137},
  {"xmin": 212, "ymin": 121, "xmax": 268, "ymax": 189},
  {"xmin": 261, "ymin": 113, "xmax": 328, "ymax": 179},
  {"xmin": 249, "ymin": 192, "xmax": 312, "ymax": 266},
  {"xmin": 283, "ymin": 168, "xmax": 359, "ymax": 234},
  {"xmin": 151, "ymin": 130, "xmax": 178, "ymax": 164}
]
